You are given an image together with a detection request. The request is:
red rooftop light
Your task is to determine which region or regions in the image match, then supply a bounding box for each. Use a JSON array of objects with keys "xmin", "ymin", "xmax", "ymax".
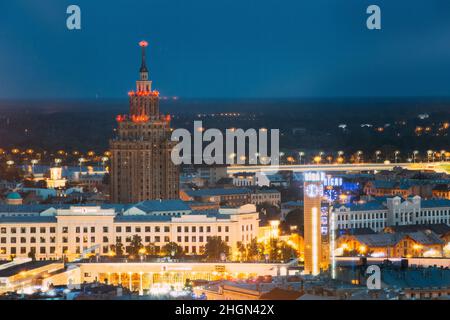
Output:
[{"xmin": 139, "ymin": 40, "xmax": 148, "ymax": 47}]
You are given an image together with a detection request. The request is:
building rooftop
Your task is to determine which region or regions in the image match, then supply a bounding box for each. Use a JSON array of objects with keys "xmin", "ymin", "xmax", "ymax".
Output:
[
  {"xmin": 5, "ymin": 192, "xmax": 22, "ymax": 200},
  {"xmin": 384, "ymin": 224, "xmax": 450, "ymax": 236},
  {"xmin": 186, "ymin": 188, "xmax": 251, "ymax": 197},
  {"xmin": 0, "ymin": 216, "xmax": 57, "ymax": 223},
  {"xmin": 259, "ymin": 287, "xmax": 304, "ymax": 300},
  {"xmin": 381, "ymin": 267, "xmax": 450, "ymax": 289},
  {"xmin": 282, "ymin": 201, "xmax": 304, "ymax": 207},
  {"xmin": 0, "ymin": 260, "xmax": 61, "ymax": 278},
  {"xmin": 421, "ymin": 199, "xmax": 450, "ymax": 208},
  {"xmin": 252, "ymin": 189, "xmax": 280, "ymax": 194},
  {"xmin": 350, "ymin": 230, "xmax": 444, "ymax": 247},
  {"xmin": 132, "ymin": 199, "xmax": 191, "ymax": 213},
  {"xmin": 340, "ymin": 201, "xmax": 386, "ymax": 211},
  {"xmin": 114, "ymin": 215, "xmax": 172, "ymax": 222}
]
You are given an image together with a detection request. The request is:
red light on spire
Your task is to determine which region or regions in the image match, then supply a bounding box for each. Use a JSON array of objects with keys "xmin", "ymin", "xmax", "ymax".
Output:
[{"xmin": 139, "ymin": 40, "xmax": 148, "ymax": 47}]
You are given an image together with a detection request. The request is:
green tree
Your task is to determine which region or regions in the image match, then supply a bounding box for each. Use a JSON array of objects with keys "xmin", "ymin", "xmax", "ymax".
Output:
[
  {"xmin": 246, "ymin": 238, "xmax": 261, "ymax": 261},
  {"xmin": 28, "ymin": 250, "xmax": 36, "ymax": 261},
  {"xmin": 278, "ymin": 241, "xmax": 297, "ymax": 262},
  {"xmin": 162, "ymin": 242, "xmax": 184, "ymax": 259},
  {"xmin": 145, "ymin": 242, "xmax": 157, "ymax": 256},
  {"xmin": 204, "ymin": 236, "xmax": 230, "ymax": 262},
  {"xmin": 112, "ymin": 241, "xmax": 124, "ymax": 257},
  {"xmin": 129, "ymin": 235, "xmax": 143, "ymax": 256},
  {"xmin": 236, "ymin": 241, "xmax": 246, "ymax": 261},
  {"xmin": 268, "ymin": 238, "xmax": 280, "ymax": 262}
]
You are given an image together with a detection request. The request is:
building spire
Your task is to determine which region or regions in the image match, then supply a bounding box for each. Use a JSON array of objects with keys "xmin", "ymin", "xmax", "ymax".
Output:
[{"xmin": 139, "ymin": 40, "xmax": 149, "ymax": 80}]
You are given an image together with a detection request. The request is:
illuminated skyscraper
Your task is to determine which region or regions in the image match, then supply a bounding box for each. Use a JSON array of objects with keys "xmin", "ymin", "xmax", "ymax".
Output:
[
  {"xmin": 303, "ymin": 172, "xmax": 324, "ymax": 275},
  {"xmin": 110, "ymin": 41, "xmax": 179, "ymax": 203}
]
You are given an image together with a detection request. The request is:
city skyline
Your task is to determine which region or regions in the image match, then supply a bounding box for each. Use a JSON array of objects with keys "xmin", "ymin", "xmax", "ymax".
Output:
[{"xmin": 0, "ymin": 1, "xmax": 450, "ymax": 303}]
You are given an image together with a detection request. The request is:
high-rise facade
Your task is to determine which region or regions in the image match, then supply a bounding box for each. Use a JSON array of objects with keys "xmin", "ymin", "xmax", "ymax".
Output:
[{"xmin": 110, "ymin": 41, "xmax": 179, "ymax": 203}]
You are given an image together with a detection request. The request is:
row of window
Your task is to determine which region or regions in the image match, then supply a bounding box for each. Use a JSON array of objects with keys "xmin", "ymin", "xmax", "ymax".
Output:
[
  {"xmin": 338, "ymin": 221, "xmax": 386, "ymax": 230},
  {"xmin": 337, "ymin": 212, "xmax": 386, "ymax": 221},
  {"xmin": 0, "ymin": 225, "xmax": 232, "ymax": 235},
  {"xmin": 0, "ymin": 236, "xmax": 234, "ymax": 256},
  {"xmin": 0, "ymin": 234, "xmax": 233, "ymax": 246},
  {"xmin": 1, "ymin": 227, "xmax": 56, "ymax": 234},
  {"xmin": 0, "ymin": 246, "xmax": 55, "ymax": 255}
]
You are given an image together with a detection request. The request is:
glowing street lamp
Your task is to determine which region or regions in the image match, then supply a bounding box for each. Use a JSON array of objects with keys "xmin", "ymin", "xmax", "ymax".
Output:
[
  {"xmin": 394, "ymin": 150, "xmax": 400, "ymax": 163},
  {"xmin": 357, "ymin": 151, "xmax": 363, "ymax": 163},
  {"xmin": 78, "ymin": 157, "xmax": 86, "ymax": 173},
  {"xmin": 440, "ymin": 150, "xmax": 446, "ymax": 161},
  {"xmin": 375, "ymin": 150, "xmax": 381, "ymax": 163},
  {"xmin": 359, "ymin": 245, "xmax": 367, "ymax": 255},
  {"xmin": 139, "ymin": 248, "xmax": 147, "ymax": 262},
  {"xmin": 313, "ymin": 156, "xmax": 321, "ymax": 164},
  {"xmin": 445, "ymin": 152, "xmax": 450, "ymax": 162},
  {"xmin": 101, "ymin": 156, "xmax": 109, "ymax": 170},
  {"xmin": 412, "ymin": 150, "xmax": 419, "ymax": 163},
  {"xmin": 30, "ymin": 159, "xmax": 39, "ymax": 173},
  {"xmin": 269, "ymin": 220, "xmax": 280, "ymax": 239},
  {"xmin": 427, "ymin": 150, "xmax": 434, "ymax": 163},
  {"xmin": 6, "ymin": 160, "xmax": 14, "ymax": 166},
  {"xmin": 298, "ymin": 151, "xmax": 305, "ymax": 164}
]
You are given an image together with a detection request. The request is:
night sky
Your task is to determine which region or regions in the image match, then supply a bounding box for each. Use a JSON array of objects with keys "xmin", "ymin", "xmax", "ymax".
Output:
[{"xmin": 1, "ymin": 0, "xmax": 450, "ymax": 99}]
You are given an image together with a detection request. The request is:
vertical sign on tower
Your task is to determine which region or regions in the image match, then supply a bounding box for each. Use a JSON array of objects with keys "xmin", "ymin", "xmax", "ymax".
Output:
[{"xmin": 303, "ymin": 172, "xmax": 324, "ymax": 275}]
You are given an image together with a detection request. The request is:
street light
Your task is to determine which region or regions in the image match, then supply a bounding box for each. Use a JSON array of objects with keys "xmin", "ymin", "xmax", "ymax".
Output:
[
  {"xmin": 138, "ymin": 248, "xmax": 147, "ymax": 262},
  {"xmin": 30, "ymin": 159, "xmax": 38, "ymax": 174},
  {"xmin": 427, "ymin": 150, "xmax": 434, "ymax": 163},
  {"xmin": 394, "ymin": 150, "xmax": 400, "ymax": 163},
  {"xmin": 78, "ymin": 157, "xmax": 86, "ymax": 173},
  {"xmin": 412, "ymin": 150, "xmax": 419, "ymax": 163},
  {"xmin": 298, "ymin": 151, "xmax": 305, "ymax": 164},
  {"xmin": 375, "ymin": 150, "xmax": 381, "ymax": 163},
  {"xmin": 357, "ymin": 151, "xmax": 363, "ymax": 163},
  {"xmin": 101, "ymin": 157, "xmax": 109, "ymax": 170},
  {"xmin": 440, "ymin": 150, "xmax": 446, "ymax": 162}
]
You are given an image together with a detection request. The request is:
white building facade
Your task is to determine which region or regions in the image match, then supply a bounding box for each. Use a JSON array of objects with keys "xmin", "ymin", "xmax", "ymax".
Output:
[
  {"xmin": 333, "ymin": 196, "xmax": 450, "ymax": 232},
  {"xmin": 0, "ymin": 202, "xmax": 259, "ymax": 261}
]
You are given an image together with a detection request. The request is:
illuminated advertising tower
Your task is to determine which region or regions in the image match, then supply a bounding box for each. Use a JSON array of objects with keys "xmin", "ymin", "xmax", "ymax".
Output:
[
  {"xmin": 110, "ymin": 41, "xmax": 179, "ymax": 203},
  {"xmin": 303, "ymin": 172, "xmax": 324, "ymax": 275}
]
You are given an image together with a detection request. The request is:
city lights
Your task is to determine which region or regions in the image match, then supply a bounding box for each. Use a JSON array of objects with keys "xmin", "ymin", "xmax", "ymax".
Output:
[{"xmin": 0, "ymin": 8, "xmax": 449, "ymax": 305}]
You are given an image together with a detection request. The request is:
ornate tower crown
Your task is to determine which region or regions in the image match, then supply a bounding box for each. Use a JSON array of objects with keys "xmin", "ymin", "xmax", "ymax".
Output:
[
  {"xmin": 139, "ymin": 40, "xmax": 149, "ymax": 80},
  {"xmin": 136, "ymin": 40, "xmax": 152, "ymax": 92}
]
